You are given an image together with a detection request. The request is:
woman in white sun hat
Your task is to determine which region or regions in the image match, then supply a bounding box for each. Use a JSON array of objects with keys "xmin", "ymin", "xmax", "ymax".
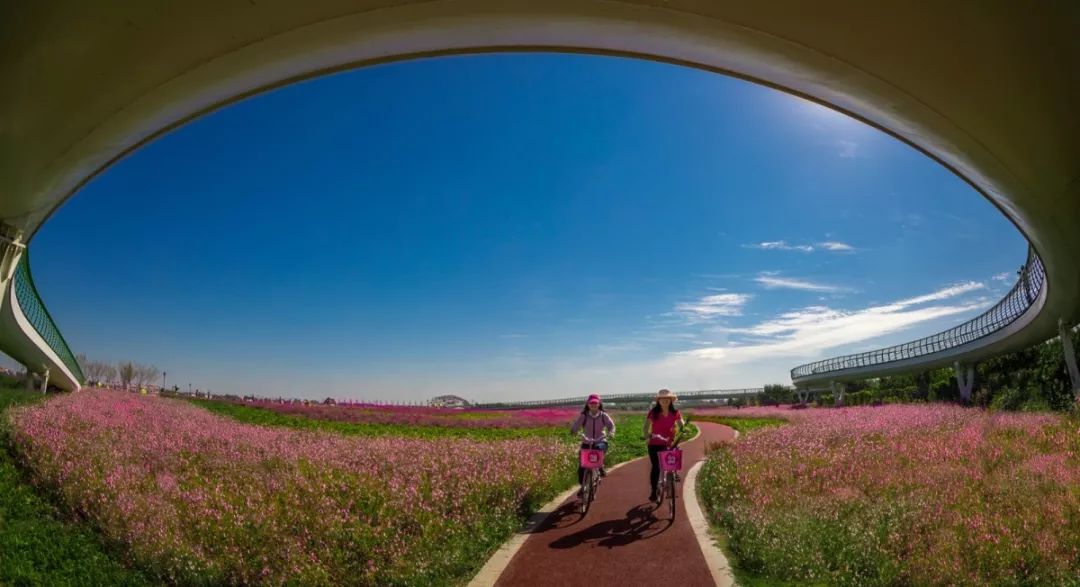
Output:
[{"xmin": 641, "ymin": 389, "xmax": 685, "ymax": 503}]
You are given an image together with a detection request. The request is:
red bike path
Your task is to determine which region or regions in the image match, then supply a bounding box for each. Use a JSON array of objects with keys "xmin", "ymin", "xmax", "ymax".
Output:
[{"xmin": 494, "ymin": 422, "xmax": 737, "ymax": 586}]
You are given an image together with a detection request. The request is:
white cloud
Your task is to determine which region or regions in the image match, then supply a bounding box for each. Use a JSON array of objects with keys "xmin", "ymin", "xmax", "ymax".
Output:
[
  {"xmin": 886, "ymin": 281, "xmax": 985, "ymax": 309},
  {"xmin": 671, "ymin": 281, "xmax": 991, "ymax": 366},
  {"xmin": 992, "ymin": 272, "xmax": 1011, "ymax": 282},
  {"xmin": 817, "ymin": 241, "xmax": 855, "ymax": 252},
  {"xmin": 837, "ymin": 139, "xmax": 859, "ymax": 158},
  {"xmin": 744, "ymin": 240, "xmax": 855, "ymax": 253},
  {"xmin": 754, "ymin": 275, "xmax": 847, "ymax": 293},
  {"xmin": 675, "ymin": 293, "xmax": 752, "ymax": 321},
  {"xmin": 743, "ymin": 241, "xmax": 815, "ymax": 253}
]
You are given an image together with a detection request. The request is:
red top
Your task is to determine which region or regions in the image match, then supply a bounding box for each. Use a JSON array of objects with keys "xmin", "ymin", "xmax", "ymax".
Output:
[{"xmin": 647, "ymin": 409, "xmax": 681, "ymax": 446}]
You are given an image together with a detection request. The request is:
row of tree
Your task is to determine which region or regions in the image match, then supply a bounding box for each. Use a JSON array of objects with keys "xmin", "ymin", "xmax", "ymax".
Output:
[{"xmin": 76, "ymin": 355, "xmax": 161, "ymax": 391}]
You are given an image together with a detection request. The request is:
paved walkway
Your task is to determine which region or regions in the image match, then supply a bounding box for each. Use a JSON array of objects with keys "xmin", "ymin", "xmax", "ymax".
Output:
[{"xmin": 494, "ymin": 422, "xmax": 736, "ymax": 586}]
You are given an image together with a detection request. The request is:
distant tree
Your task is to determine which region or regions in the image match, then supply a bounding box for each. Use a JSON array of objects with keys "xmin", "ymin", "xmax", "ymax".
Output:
[
  {"xmin": 761, "ymin": 384, "xmax": 794, "ymax": 405},
  {"xmin": 118, "ymin": 361, "xmax": 136, "ymax": 390},
  {"xmin": 133, "ymin": 364, "xmax": 158, "ymax": 390}
]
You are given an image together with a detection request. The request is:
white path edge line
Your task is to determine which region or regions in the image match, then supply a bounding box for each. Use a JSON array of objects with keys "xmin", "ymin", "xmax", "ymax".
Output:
[
  {"xmin": 684, "ymin": 427, "xmax": 739, "ymax": 587},
  {"xmin": 468, "ymin": 426, "xmax": 704, "ymax": 587}
]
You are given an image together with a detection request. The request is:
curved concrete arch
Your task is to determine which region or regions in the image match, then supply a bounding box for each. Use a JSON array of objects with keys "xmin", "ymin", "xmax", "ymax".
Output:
[{"xmin": 2, "ymin": 1, "xmax": 1079, "ymax": 376}]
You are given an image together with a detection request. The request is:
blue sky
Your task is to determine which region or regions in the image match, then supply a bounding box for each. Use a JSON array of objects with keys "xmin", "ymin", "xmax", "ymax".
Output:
[{"xmin": 15, "ymin": 53, "xmax": 1025, "ymax": 401}]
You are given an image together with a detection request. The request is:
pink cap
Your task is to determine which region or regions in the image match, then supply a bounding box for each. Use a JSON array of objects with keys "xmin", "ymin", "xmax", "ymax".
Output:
[{"xmin": 587, "ymin": 394, "xmax": 601, "ymax": 404}]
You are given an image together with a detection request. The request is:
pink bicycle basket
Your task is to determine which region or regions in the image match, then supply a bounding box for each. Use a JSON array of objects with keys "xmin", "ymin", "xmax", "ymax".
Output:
[
  {"xmin": 659, "ymin": 449, "xmax": 683, "ymax": 472},
  {"xmin": 579, "ymin": 448, "xmax": 605, "ymax": 469}
]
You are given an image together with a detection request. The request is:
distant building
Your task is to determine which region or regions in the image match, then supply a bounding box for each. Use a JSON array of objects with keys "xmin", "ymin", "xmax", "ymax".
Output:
[{"xmin": 428, "ymin": 394, "xmax": 470, "ymax": 408}]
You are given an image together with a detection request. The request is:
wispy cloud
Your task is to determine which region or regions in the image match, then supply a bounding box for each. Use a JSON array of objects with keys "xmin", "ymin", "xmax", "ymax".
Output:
[
  {"xmin": 674, "ymin": 293, "xmax": 752, "ymax": 322},
  {"xmin": 817, "ymin": 241, "xmax": 855, "ymax": 252},
  {"xmin": 671, "ymin": 281, "xmax": 990, "ymax": 365},
  {"xmin": 498, "ymin": 333, "xmax": 529, "ymax": 339},
  {"xmin": 887, "ymin": 281, "xmax": 985, "ymax": 309},
  {"xmin": 743, "ymin": 241, "xmax": 814, "ymax": 253},
  {"xmin": 837, "ymin": 139, "xmax": 860, "ymax": 158},
  {"xmin": 992, "ymin": 272, "xmax": 1011, "ymax": 282},
  {"xmin": 743, "ymin": 240, "xmax": 855, "ymax": 253},
  {"xmin": 754, "ymin": 275, "xmax": 847, "ymax": 293}
]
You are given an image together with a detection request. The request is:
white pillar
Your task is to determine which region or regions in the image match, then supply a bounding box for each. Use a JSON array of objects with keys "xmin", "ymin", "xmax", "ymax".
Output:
[
  {"xmin": 1059, "ymin": 319, "xmax": 1080, "ymax": 400},
  {"xmin": 831, "ymin": 381, "xmax": 845, "ymax": 407},
  {"xmin": 954, "ymin": 361, "xmax": 974, "ymax": 403},
  {"xmin": 39, "ymin": 366, "xmax": 49, "ymax": 394},
  {"xmin": 23, "ymin": 366, "xmax": 35, "ymax": 390}
]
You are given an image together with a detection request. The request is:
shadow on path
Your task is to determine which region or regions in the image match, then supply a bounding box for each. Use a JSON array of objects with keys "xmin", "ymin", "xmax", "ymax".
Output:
[
  {"xmin": 527, "ymin": 502, "xmax": 585, "ymax": 534},
  {"xmin": 548, "ymin": 503, "xmax": 672, "ymax": 550}
]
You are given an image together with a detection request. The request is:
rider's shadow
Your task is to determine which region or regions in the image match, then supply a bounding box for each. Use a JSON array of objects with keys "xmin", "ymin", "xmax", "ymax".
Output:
[
  {"xmin": 548, "ymin": 504, "xmax": 672, "ymax": 550},
  {"xmin": 530, "ymin": 502, "xmax": 585, "ymax": 533}
]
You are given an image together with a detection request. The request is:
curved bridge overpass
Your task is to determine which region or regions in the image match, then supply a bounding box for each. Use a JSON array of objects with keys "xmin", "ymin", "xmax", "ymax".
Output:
[
  {"xmin": 1, "ymin": 1, "xmax": 1078, "ymax": 395},
  {"xmin": 791, "ymin": 246, "xmax": 1051, "ymax": 386}
]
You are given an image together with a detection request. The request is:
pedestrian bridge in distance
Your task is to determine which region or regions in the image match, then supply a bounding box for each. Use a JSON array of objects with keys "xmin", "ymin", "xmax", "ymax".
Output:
[
  {"xmin": 1, "ymin": 1, "xmax": 1078, "ymax": 394},
  {"xmin": 473, "ymin": 389, "xmax": 764, "ymax": 409}
]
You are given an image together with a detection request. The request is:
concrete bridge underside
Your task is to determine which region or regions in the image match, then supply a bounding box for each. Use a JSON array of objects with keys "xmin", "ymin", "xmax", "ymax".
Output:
[{"xmin": 2, "ymin": 1, "xmax": 1078, "ymax": 391}]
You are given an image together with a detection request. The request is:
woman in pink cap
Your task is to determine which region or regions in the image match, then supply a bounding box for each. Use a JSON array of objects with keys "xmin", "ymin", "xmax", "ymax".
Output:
[
  {"xmin": 642, "ymin": 389, "xmax": 685, "ymax": 502},
  {"xmin": 570, "ymin": 394, "xmax": 616, "ymax": 491}
]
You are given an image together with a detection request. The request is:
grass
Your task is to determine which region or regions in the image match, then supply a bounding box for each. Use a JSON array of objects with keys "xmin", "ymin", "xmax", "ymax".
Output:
[
  {"xmin": 696, "ymin": 405, "xmax": 1080, "ymax": 586},
  {"xmin": 186, "ymin": 398, "xmax": 694, "ymax": 468},
  {"xmin": 690, "ymin": 414, "xmax": 787, "ymax": 434},
  {"xmin": 0, "ymin": 387, "xmax": 150, "ymax": 586}
]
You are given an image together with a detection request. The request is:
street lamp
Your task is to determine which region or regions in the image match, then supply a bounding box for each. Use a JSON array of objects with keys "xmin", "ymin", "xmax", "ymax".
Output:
[{"xmin": 162, "ymin": 371, "xmax": 167, "ymax": 391}]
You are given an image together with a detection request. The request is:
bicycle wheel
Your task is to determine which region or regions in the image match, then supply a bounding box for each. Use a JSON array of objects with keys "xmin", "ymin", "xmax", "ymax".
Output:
[
  {"xmin": 580, "ymin": 470, "xmax": 593, "ymax": 515},
  {"xmin": 667, "ymin": 472, "xmax": 677, "ymax": 519}
]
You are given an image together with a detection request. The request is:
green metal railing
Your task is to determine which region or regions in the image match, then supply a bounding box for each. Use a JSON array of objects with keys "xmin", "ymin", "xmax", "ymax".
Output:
[{"xmin": 12, "ymin": 251, "xmax": 85, "ymax": 383}]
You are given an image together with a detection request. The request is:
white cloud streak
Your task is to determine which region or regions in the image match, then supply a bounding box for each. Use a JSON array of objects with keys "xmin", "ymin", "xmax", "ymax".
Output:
[
  {"xmin": 754, "ymin": 275, "xmax": 847, "ymax": 293},
  {"xmin": 673, "ymin": 281, "xmax": 989, "ymax": 366},
  {"xmin": 743, "ymin": 240, "xmax": 855, "ymax": 253},
  {"xmin": 675, "ymin": 293, "xmax": 752, "ymax": 321},
  {"xmin": 817, "ymin": 241, "xmax": 855, "ymax": 251},
  {"xmin": 743, "ymin": 241, "xmax": 815, "ymax": 253},
  {"xmin": 837, "ymin": 139, "xmax": 860, "ymax": 158}
]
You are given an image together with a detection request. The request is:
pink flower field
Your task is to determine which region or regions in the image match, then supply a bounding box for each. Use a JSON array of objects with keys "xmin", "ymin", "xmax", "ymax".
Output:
[
  {"xmin": 244, "ymin": 400, "xmax": 581, "ymax": 429},
  {"xmin": 699, "ymin": 404, "xmax": 1080, "ymax": 586},
  {"xmin": 6, "ymin": 390, "xmax": 574, "ymax": 586}
]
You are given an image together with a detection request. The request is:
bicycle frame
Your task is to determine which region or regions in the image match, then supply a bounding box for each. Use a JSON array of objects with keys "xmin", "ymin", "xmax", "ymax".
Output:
[{"xmin": 578, "ymin": 437, "xmax": 606, "ymax": 515}]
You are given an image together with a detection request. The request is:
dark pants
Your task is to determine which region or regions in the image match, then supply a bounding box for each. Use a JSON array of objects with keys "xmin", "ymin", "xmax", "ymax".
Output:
[
  {"xmin": 648, "ymin": 444, "xmax": 666, "ymax": 494},
  {"xmin": 578, "ymin": 441, "xmax": 608, "ymax": 484}
]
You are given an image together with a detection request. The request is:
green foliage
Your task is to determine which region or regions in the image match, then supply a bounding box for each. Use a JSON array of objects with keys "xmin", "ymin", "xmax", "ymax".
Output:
[
  {"xmin": 187, "ymin": 399, "xmax": 691, "ymax": 470},
  {"xmin": 0, "ymin": 390, "xmax": 149, "ymax": 585},
  {"xmin": 691, "ymin": 415, "xmax": 786, "ymax": 434},
  {"xmin": 761, "ymin": 384, "xmax": 793, "ymax": 406},
  {"xmin": 844, "ymin": 326, "xmax": 1079, "ymax": 412}
]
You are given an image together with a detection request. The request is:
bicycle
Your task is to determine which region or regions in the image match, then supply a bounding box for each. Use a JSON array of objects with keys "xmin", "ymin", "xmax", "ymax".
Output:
[
  {"xmin": 651, "ymin": 433, "xmax": 683, "ymax": 520},
  {"xmin": 578, "ymin": 434, "xmax": 607, "ymax": 515}
]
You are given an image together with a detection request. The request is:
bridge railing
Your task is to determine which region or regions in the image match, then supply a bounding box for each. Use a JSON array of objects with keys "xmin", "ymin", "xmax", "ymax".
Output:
[
  {"xmin": 12, "ymin": 251, "xmax": 85, "ymax": 383},
  {"xmin": 791, "ymin": 247, "xmax": 1045, "ymax": 381}
]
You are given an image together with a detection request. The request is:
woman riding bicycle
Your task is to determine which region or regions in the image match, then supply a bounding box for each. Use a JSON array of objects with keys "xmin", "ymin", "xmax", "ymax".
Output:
[
  {"xmin": 570, "ymin": 394, "xmax": 615, "ymax": 495},
  {"xmin": 642, "ymin": 389, "xmax": 684, "ymax": 503}
]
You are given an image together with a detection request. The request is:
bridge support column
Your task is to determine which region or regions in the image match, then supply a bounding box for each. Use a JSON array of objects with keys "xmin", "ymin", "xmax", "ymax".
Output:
[
  {"xmin": 954, "ymin": 361, "xmax": 975, "ymax": 403},
  {"xmin": 831, "ymin": 381, "xmax": 845, "ymax": 407},
  {"xmin": 1059, "ymin": 319, "xmax": 1080, "ymax": 400},
  {"xmin": 39, "ymin": 366, "xmax": 49, "ymax": 394},
  {"xmin": 23, "ymin": 365, "xmax": 35, "ymax": 391}
]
